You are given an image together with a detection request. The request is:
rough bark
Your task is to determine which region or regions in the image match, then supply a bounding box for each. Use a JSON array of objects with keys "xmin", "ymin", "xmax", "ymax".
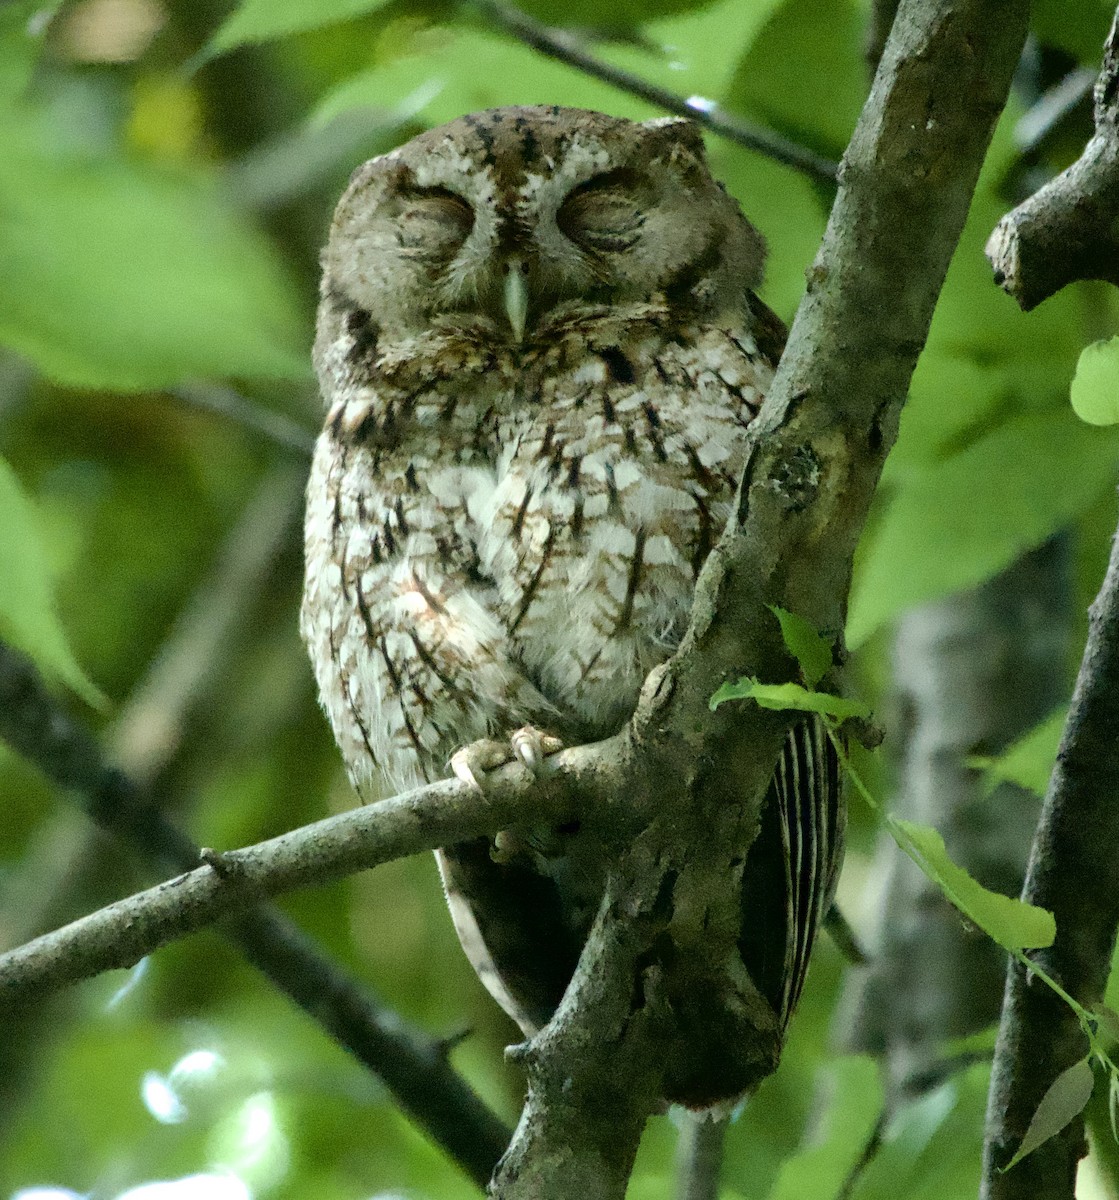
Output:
[{"xmin": 491, "ymin": 2, "xmax": 1030, "ymax": 1195}]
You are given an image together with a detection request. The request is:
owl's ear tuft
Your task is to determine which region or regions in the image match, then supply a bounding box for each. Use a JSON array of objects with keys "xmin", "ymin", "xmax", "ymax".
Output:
[{"xmin": 640, "ymin": 116, "xmax": 708, "ymax": 164}]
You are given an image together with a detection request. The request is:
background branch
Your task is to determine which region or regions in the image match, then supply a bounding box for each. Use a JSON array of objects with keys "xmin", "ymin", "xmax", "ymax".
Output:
[
  {"xmin": 468, "ymin": 0, "xmax": 839, "ymax": 183},
  {"xmin": 986, "ymin": 10, "xmax": 1119, "ymax": 310},
  {"xmin": 0, "ymin": 640, "xmax": 512, "ymax": 1188}
]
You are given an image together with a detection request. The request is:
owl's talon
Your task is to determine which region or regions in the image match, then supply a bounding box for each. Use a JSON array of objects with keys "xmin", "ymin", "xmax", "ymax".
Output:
[
  {"xmin": 510, "ymin": 725, "xmax": 564, "ymax": 775},
  {"xmin": 451, "ymin": 728, "xmax": 563, "ymax": 788},
  {"xmin": 450, "ymin": 740, "xmax": 510, "ymax": 790}
]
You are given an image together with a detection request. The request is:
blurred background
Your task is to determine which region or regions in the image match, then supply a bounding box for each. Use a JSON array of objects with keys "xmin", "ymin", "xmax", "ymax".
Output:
[{"xmin": 2, "ymin": 0, "xmax": 1119, "ymax": 1197}]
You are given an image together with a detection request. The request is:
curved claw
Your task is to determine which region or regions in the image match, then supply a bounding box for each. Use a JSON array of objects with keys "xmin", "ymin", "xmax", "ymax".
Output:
[
  {"xmin": 449, "ymin": 727, "xmax": 564, "ymax": 789},
  {"xmin": 510, "ymin": 726, "xmax": 564, "ymax": 775},
  {"xmin": 450, "ymin": 739, "xmax": 510, "ymax": 790}
]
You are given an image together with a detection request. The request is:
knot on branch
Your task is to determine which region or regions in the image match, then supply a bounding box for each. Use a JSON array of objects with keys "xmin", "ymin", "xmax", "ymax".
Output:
[{"xmin": 766, "ymin": 443, "xmax": 821, "ymax": 511}]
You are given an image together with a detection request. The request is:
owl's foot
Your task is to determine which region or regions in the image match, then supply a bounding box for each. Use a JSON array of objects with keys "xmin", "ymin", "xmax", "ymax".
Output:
[{"xmin": 450, "ymin": 725, "xmax": 564, "ymax": 790}]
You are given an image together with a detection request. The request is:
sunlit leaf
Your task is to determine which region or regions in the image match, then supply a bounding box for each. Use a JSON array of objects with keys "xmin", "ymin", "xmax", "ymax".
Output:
[
  {"xmin": 969, "ymin": 708, "xmax": 1066, "ymax": 797},
  {"xmin": 1070, "ymin": 338, "xmax": 1119, "ymax": 427},
  {"xmin": 0, "ymin": 115, "xmax": 308, "ymax": 389},
  {"xmin": 207, "ymin": 0, "xmax": 393, "ymax": 56},
  {"xmin": 710, "ymin": 677, "xmax": 870, "ymax": 720},
  {"xmin": 1003, "ymin": 1057, "xmax": 1095, "ymax": 1170},
  {"xmin": 887, "ymin": 817, "xmax": 1055, "ymax": 952},
  {"xmin": 769, "ymin": 605, "xmax": 834, "ymax": 688},
  {"xmin": 0, "ymin": 456, "xmax": 102, "ymax": 705},
  {"xmin": 849, "ymin": 411, "xmax": 1119, "ymax": 647}
]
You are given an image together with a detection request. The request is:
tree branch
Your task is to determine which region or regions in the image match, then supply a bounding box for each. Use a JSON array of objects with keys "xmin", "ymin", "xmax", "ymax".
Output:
[
  {"xmin": 489, "ymin": 2, "xmax": 1030, "ymax": 1195},
  {"xmin": 986, "ymin": 10, "xmax": 1119, "ymax": 310},
  {"xmin": 170, "ymin": 382, "xmax": 316, "ymax": 458},
  {"xmin": 980, "ymin": 503, "xmax": 1119, "ymax": 1197},
  {"xmin": 0, "ymin": 640, "xmax": 513, "ymax": 1188},
  {"xmin": 468, "ymin": 0, "xmax": 839, "ymax": 184},
  {"xmin": 2, "ymin": 5, "xmax": 1032, "ymax": 1194},
  {"xmin": 0, "ymin": 657, "xmax": 614, "ymax": 1005},
  {"xmin": 676, "ymin": 1114, "xmax": 727, "ymax": 1200}
]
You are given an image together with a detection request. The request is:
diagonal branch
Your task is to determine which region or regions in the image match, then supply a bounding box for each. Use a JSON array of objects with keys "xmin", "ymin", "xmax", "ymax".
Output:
[
  {"xmin": 986, "ymin": 9, "xmax": 1119, "ymax": 310},
  {"xmin": 0, "ymin": 640, "xmax": 512, "ymax": 1188},
  {"xmin": 0, "ymin": 645, "xmax": 616, "ymax": 1006},
  {"xmin": 468, "ymin": 0, "xmax": 839, "ymax": 183}
]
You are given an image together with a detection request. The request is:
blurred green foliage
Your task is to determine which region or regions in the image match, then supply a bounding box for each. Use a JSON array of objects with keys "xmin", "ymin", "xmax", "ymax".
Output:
[{"xmin": 1, "ymin": 0, "xmax": 1118, "ymax": 1198}]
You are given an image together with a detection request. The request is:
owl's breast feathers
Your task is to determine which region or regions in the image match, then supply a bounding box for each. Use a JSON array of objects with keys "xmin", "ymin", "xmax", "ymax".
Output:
[{"xmin": 305, "ymin": 299, "xmax": 775, "ymax": 765}]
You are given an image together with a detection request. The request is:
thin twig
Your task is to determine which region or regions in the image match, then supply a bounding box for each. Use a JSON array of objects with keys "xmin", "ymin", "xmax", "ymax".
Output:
[
  {"xmin": 109, "ymin": 464, "xmax": 306, "ymax": 784},
  {"xmin": 171, "ymin": 381, "xmax": 316, "ymax": 457},
  {"xmin": 1013, "ymin": 67, "xmax": 1096, "ymax": 158},
  {"xmin": 468, "ymin": 0, "xmax": 839, "ymax": 184},
  {"xmin": 0, "ymin": 640, "xmax": 511, "ymax": 1189},
  {"xmin": 0, "ymin": 639, "xmax": 616, "ymax": 1005}
]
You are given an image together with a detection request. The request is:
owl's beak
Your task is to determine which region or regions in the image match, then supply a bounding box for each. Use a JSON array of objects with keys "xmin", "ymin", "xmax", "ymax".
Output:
[{"xmin": 503, "ymin": 259, "xmax": 529, "ymax": 343}]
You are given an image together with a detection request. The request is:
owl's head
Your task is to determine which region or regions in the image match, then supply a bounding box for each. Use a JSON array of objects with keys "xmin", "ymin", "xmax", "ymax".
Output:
[{"xmin": 319, "ymin": 106, "xmax": 766, "ymax": 346}]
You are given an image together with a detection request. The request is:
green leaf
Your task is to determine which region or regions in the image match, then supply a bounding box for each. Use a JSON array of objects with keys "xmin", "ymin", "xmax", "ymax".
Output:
[
  {"xmin": 848, "ymin": 1063, "xmax": 991, "ymax": 1200},
  {"xmin": 725, "ymin": 0, "xmax": 866, "ymax": 157},
  {"xmin": 1070, "ymin": 338, "xmax": 1119, "ymax": 427},
  {"xmin": 887, "ymin": 817, "xmax": 1055, "ymax": 952},
  {"xmin": 315, "ymin": 0, "xmax": 778, "ymax": 129},
  {"xmin": 769, "ymin": 605, "xmax": 833, "ymax": 688},
  {"xmin": 0, "ymin": 457, "xmax": 102, "ymax": 705},
  {"xmin": 969, "ymin": 708, "xmax": 1066, "ymax": 797},
  {"xmin": 0, "ymin": 116, "xmax": 309, "ymax": 389},
  {"xmin": 1003, "ymin": 1058, "xmax": 1095, "ymax": 1170},
  {"xmin": 848, "ymin": 410, "xmax": 1119, "ymax": 647},
  {"xmin": 1031, "ymin": 0, "xmax": 1115, "ymax": 61},
  {"xmin": 710, "ymin": 677, "xmax": 870, "ymax": 721},
  {"xmin": 0, "ymin": 2, "xmax": 54, "ymax": 104},
  {"xmin": 207, "ymin": 0, "xmax": 393, "ymax": 56},
  {"xmin": 769, "ymin": 1056, "xmax": 884, "ymax": 1200},
  {"xmin": 1092, "ymin": 1004, "xmax": 1119, "ymax": 1049}
]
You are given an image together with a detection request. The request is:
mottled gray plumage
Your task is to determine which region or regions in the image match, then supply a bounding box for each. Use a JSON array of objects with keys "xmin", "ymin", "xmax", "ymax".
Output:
[{"xmin": 301, "ymin": 106, "xmax": 842, "ymax": 1105}]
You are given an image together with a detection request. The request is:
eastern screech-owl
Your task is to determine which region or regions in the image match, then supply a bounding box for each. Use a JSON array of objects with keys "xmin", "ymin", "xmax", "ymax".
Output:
[{"xmin": 302, "ymin": 105, "xmax": 843, "ymax": 1105}]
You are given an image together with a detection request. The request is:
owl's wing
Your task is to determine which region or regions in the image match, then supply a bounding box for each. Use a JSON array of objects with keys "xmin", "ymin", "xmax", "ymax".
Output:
[
  {"xmin": 738, "ymin": 716, "xmax": 845, "ymax": 1028},
  {"xmin": 436, "ymin": 841, "xmax": 583, "ymax": 1035}
]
